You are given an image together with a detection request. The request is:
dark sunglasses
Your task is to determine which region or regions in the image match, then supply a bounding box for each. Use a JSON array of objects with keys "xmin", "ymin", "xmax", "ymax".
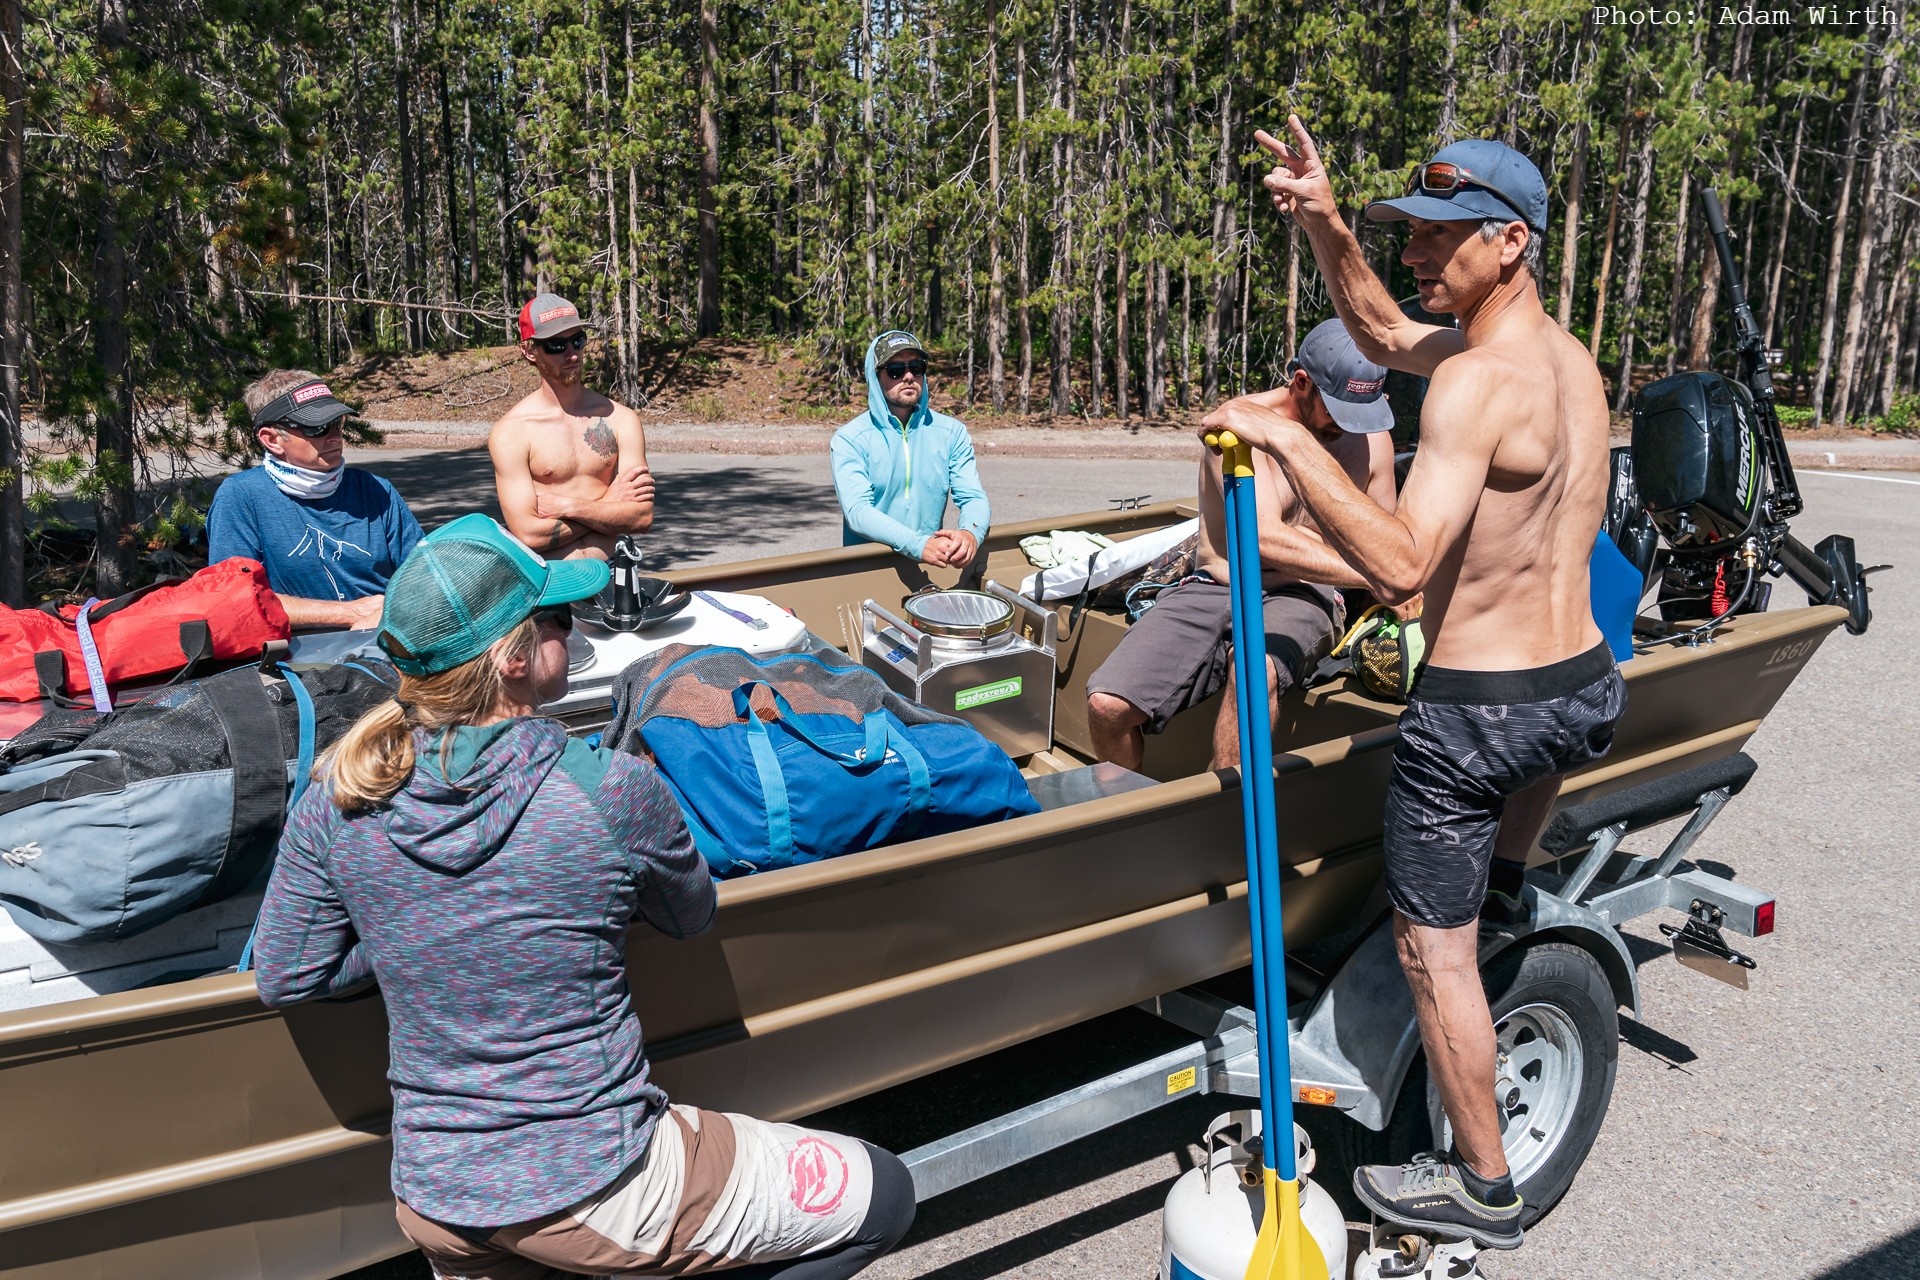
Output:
[
  {"xmin": 275, "ymin": 420, "xmax": 344, "ymax": 439},
  {"xmin": 531, "ymin": 604, "xmax": 574, "ymax": 632},
  {"xmin": 1405, "ymin": 161, "xmax": 1532, "ymax": 229},
  {"xmin": 882, "ymin": 358, "xmax": 928, "ymax": 379},
  {"xmin": 539, "ymin": 333, "xmax": 588, "ymax": 355}
]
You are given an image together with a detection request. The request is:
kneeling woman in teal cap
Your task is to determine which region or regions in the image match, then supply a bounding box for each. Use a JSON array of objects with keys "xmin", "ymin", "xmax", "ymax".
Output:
[{"xmin": 251, "ymin": 514, "xmax": 914, "ymax": 1279}]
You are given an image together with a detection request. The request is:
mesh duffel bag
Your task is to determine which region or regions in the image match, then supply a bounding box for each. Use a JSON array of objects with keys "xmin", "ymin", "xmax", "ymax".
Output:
[
  {"xmin": 0, "ymin": 661, "xmax": 395, "ymax": 944},
  {"xmin": 604, "ymin": 644, "xmax": 1040, "ymax": 877}
]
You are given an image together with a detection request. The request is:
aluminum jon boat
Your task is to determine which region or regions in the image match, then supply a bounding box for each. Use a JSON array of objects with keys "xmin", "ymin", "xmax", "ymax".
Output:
[{"xmin": 0, "ymin": 500, "xmax": 1849, "ymax": 1280}]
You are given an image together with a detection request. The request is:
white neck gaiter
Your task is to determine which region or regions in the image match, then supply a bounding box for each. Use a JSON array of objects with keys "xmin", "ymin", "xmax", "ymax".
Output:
[{"xmin": 263, "ymin": 452, "xmax": 345, "ymax": 501}]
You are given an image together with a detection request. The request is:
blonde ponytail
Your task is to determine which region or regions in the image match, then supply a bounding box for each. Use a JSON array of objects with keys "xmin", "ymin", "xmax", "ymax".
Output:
[{"xmin": 324, "ymin": 618, "xmax": 540, "ymax": 813}]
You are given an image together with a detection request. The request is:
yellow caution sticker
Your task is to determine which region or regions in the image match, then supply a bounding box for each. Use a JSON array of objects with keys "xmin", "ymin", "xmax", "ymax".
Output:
[{"xmin": 1166, "ymin": 1066, "xmax": 1197, "ymax": 1095}]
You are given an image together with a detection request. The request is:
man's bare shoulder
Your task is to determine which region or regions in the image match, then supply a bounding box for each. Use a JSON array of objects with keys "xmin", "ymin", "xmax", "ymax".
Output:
[
  {"xmin": 1422, "ymin": 347, "xmax": 1517, "ymax": 423},
  {"xmin": 490, "ymin": 389, "xmax": 550, "ymax": 440}
]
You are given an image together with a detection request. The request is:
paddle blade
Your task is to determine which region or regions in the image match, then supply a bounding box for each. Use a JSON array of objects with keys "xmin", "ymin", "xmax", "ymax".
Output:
[{"xmin": 1243, "ymin": 1170, "xmax": 1329, "ymax": 1280}]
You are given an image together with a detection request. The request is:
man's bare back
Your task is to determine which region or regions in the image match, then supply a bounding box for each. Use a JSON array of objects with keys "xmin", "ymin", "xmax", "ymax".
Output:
[
  {"xmin": 490, "ymin": 361, "xmax": 654, "ymax": 561},
  {"xmin": 1407, "ymin": 304, "xmax": 1609, "ymax": 670}
]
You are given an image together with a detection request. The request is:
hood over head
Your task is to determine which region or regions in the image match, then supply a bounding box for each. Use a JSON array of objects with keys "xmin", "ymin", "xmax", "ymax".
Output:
[
  {"xmin": 382, "ymin": 718, "xmax": 567, "ymax": 873},
  {"xmin": 865, "ymin": 332, "xmax": 931, "ymax": 435}
]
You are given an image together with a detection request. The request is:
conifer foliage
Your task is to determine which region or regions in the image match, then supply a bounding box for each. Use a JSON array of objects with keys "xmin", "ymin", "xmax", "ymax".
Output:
[{"xmin": 0, "ymin": 1, "xmax": 1915, "ymax": 601}]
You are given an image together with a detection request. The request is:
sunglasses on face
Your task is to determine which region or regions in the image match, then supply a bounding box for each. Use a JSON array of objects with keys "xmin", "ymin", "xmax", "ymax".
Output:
[
  {"xmin": 882, "ymin": 358, "xmax": 928, "ymax": 379},
  {"xmin": 539, "ymin": 333, "xmax": 588, "ymax": 355},
  {"xmin": 1406, "ymin": 161, "xmax": 1531, "ymax": 229},
  {"xmin": 277, "ymin": 420, "xmax": 344, "ymax": 439},
  {"xmin": 532, "ymin": 604, "xmax": 574, "ymax": 632}
]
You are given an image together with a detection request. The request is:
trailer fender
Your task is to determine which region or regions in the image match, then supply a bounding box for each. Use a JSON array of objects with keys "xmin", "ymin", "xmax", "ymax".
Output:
[{"xmin": 1287, "ymin": 890, "xmax": 1638, "ymax": 1133}]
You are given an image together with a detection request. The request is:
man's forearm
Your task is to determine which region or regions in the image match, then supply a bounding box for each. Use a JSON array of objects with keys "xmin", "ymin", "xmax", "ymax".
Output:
[
  {"xmin": 277, "ymin": 594, "xmax": 374, "ymax": 630},
  {"xmin": 1298, "ymin": 214, "xmax": 1415, "ymax": 364},
  {"xmin": 547, "ymin": 494, "xmax": 653, "ymax": 536},
  {"xmin": 1265, "ymin": 435, "xmax": 1425, "ymax": 602},
  {"xmin": 1259, "ymin": 523, "xmax": 1370, "ymax": 590}
]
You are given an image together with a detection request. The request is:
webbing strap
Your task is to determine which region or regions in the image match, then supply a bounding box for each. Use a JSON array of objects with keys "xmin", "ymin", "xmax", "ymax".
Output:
[
  {"xmin": 192, "ymin": 670, "xmax": 290, "ymax": 909},
  {"xmin": 742, "ymin": 712, "xmax": 795, "ymax": 866},
  {"xmin": 890, "ymin": 726, "xmax": 932, "ymax": 840},
  {"xmin": 73, "ymin": 598, "xmax": 113, "ymax": 713}
]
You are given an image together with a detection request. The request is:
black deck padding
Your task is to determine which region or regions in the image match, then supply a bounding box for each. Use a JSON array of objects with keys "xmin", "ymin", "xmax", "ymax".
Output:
[{"xmin": 1539, "ymin": 751, "xmax": 1757, "ymax": 855}]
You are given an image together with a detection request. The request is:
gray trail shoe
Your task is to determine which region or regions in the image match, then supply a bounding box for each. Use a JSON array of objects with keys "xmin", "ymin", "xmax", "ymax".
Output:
[{"xmin": 1353, "ymin": 1153, "xmax": 1525, "ymax": 1250}]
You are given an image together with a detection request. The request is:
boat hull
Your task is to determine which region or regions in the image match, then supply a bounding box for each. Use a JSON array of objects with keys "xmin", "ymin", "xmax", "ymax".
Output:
[{"xmin": 0, "ymin": 505, "xmax": 1847, "ymax": 1279}]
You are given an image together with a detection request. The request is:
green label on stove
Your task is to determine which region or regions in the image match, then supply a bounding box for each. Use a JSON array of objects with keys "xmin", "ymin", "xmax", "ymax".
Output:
[{"xmin": 955, "ymin": 676, "xmax": 1023, "ymax": 711}]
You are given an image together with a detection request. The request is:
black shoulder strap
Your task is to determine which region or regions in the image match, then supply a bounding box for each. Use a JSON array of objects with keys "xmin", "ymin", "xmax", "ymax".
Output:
[{"xmin": 191, "ymin": 669, "xmax": 291, "ymax": 907}]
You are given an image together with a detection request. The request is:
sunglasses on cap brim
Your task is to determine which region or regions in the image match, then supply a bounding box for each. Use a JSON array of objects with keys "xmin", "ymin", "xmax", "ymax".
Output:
[{"xmin": 1405, "ymin": 161, "xmax": 1534, "ymax": 229}]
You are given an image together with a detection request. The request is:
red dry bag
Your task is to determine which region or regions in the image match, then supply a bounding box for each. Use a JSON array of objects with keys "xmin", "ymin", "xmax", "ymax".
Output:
[{"xmin": 0, "ymin": 558, "xmax": 291, "ymax": 704}]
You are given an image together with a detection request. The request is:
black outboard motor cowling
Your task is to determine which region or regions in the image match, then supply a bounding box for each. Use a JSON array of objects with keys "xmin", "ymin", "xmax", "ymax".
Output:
[{"xmin": 1632, "ymin": 371, "xmax": 1765, "ymax": 556}]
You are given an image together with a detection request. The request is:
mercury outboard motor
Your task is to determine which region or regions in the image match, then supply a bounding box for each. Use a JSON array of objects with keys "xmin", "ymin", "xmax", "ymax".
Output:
[
  {"xmin": 601, "ymin": 535, "xmax": 648, "ymax": 632},
  {"xmin": 1629, "ymin": 189, "xmax": 1876, "ymax": 638}
]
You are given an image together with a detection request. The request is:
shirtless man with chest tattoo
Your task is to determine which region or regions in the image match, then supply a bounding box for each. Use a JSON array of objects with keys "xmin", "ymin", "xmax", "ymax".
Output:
[{"xmin": 490, "ymin": 293, "xmax": 655, "ymax": 561}]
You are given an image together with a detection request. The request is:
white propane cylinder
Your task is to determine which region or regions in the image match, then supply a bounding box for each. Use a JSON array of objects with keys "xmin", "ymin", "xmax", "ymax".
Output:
[{"xmin": 1160, "ymin": 1110, "xmax": 1348, "ymax": 1280}]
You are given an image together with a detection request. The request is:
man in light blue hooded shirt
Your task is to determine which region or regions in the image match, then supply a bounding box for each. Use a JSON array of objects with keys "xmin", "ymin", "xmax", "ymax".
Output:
[{"xmin": 831, "ymin": 330, "xmax": 991, "ymax": 566}]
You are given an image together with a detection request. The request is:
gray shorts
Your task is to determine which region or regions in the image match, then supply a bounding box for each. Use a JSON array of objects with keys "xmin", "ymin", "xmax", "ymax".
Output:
[
  {"xmin": 1383, "ymin": 643, "xmax": 1627, "ymax": 929},
  {"xmin": 1086, "ymin": 575, "xmax": 1344, "ymax": 734}
]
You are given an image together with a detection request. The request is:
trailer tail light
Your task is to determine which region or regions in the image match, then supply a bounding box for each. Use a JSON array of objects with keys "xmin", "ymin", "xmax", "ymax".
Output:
[{"xmin": 1754, "ymin": 900, "xmax": 1775, "ymax": 936}]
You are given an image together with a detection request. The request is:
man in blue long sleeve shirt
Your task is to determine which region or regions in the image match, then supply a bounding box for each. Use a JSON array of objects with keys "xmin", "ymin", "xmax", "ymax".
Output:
[{"xmin": 831, "ymin": 330, "xmax": 991, "ymax": 567}]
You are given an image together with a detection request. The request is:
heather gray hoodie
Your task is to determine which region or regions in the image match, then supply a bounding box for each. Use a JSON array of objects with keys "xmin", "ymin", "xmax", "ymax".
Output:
[{"xmin": 253, "ymin": 717, "xmax": 715, "ymax": 1227}]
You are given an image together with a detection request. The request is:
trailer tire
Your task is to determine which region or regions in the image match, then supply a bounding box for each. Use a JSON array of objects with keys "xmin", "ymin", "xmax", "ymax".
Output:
[{"xmin": 1385, "ymin": 940, "xmax": 1620, "ymax": 1225}]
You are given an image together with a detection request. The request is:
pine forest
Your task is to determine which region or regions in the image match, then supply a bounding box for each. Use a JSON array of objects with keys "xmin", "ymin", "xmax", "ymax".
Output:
[{"xmin": 0, "ymin": 0, "xmax": 1916, "ymax": 599}]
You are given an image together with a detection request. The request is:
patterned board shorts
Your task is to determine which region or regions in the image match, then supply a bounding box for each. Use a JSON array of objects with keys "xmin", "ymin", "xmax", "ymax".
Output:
[
  {"xmin": 1383, "ymin": 642, "xmax": 1628, "ymax": 929},
  {"xmin": 397, "ymin": 1106, "xmax": 877, "ymax": 1279}
]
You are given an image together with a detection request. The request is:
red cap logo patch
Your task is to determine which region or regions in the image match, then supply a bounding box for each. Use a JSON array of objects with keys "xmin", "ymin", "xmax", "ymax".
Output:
[
  {"xmin": 1344, "ymin": 377, "xmax": 1385, "ymax": 396},
  {"xmin": 537, "ymin": 305, "xmax": 576, "ymax": 324},
  {"xmin": 292, "ymin": 382, "xmax": 334, "ymax": 405}
]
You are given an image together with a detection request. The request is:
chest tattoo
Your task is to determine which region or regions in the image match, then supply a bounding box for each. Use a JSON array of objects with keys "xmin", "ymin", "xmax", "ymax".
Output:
[{"xmin": 584, "ymin": 418, "xmax": 618, "ymax": 459}]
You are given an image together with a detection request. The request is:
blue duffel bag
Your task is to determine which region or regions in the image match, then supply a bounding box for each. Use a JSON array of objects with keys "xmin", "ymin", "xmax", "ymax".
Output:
[{"xmin": 605, "ymin": 645, "xmax": 1040, "ymax": 877}]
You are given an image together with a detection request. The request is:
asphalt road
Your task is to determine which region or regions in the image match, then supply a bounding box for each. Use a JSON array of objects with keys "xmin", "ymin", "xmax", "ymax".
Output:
[{"xmin": 342, "ymin": 460, "xmax": 1916, "ymax": 1280}]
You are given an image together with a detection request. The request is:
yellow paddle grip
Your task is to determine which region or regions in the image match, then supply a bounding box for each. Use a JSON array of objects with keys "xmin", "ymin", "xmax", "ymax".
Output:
[{"xmin": 1203, "ymin": 429, "xmax": 1256, "ymax": 479}]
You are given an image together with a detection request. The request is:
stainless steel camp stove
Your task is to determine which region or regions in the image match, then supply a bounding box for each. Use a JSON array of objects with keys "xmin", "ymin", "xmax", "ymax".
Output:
[{"xmin": 860, "ymin": 582, "xmax": 1057, "ymax": 758}]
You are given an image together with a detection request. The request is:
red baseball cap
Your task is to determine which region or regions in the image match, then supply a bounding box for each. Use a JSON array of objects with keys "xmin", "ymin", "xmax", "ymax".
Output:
[{"xmin": 517, "ymin": 293, "xmax": 593, "ymax": 342}]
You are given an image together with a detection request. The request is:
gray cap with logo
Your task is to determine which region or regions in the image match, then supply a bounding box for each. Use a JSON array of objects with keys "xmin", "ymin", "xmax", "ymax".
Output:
[{"xmin": 1290, "ymin": 319, "xmax": 1392, "ymax": 434}]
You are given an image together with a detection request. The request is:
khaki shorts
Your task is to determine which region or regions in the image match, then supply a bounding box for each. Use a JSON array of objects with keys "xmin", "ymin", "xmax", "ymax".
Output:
[
  {"xmin": 1087, "ymin": 576, "xmax": 1343, "ymax": 734},
  {"xmin": 397, "ymin": 1106, "xmax": 876, "ymax": 1279}
]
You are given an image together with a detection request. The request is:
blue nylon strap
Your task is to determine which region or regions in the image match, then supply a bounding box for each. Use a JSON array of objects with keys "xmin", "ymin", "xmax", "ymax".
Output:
[
  {"xmin": 74, "ymin": 598, "xmax": 113, "ymax": 713},
  {"xmin": 888, "ymin": 724, "xmax": 932, "ymax": 838},
  {"xmin": 731, "ymin": 682, "xmax": 888, "ymax": 767},
  {"xmin": 741, "ymin": 709, "xmax": 796, "ymax": 865}
]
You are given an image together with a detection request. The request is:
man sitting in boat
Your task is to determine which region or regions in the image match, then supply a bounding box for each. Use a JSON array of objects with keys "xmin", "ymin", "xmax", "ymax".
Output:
[
  {"xmin": 832, "ymin": 329, "xmax": 991, "ymax": 568},
  {"xmin": 206, "ymin": 370, "xmax": 424, "ymax": 631},
  {"xmin": 250, "ymin": 515, "xmax": 915, "ymax": 1280},
  {"xmin": 490, "ymin": 292, "xmax": 656, "ymax": 561},
  {"xmin": 1086, "ymin": 319, "xmax": 1398, "ymax": 770}
]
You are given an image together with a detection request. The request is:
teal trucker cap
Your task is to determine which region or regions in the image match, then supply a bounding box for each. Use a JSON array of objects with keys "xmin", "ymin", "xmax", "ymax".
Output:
[{"xmin": 377, "ymin": 514, "xmax": 609, "ymax": 676}]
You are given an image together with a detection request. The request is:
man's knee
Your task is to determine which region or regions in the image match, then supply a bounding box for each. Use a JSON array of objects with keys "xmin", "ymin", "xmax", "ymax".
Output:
[
  {"xmin": 859, "ymin": 1142, "xmax": 917, "ymax": 1253},
  {"xmin": 1088, "ymin": 691, "xmax": 1146, "ymax": 733}
]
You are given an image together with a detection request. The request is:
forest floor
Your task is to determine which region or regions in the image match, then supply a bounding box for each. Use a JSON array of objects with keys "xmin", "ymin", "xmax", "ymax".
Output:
[{"xmin": 330, "ymin": 335, "xmax": 1917, "ymax": 444}]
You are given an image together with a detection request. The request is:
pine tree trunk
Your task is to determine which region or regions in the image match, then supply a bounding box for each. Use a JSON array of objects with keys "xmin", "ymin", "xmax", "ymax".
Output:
[
  {"xmin": 1876, "ymin": 211, "xmax": 1918, "ymax": 415},
  {"xmin": 695, "ymin": 0, "xmax": 721, "ymax": 336},
  {"xmin": 1663, "ymin": 175, "xmax": 1692, "ymax": 375},
  {"xmin": 1114, "ymin": 232, "xmax": 1128, "ymax": 420},
  {"xmin": 1437, "ymin": 0, "xmax": 1459, "ymax": 144},
  {"xmin": 1285, "ymin": 221, "xmax": 1299, "ymax": 358},
  {"xmin": 1611, "ymin": 118, "xmax": 1656, "ymax": 413},
  {"xmin": 1015, "ymin": 31, "xmax": 1031, "ymax": 415},
  {"xmin": 1810, "ymin": 62, "xmax": 1869, "ymax": 425},
  {"xmin": 1760, "ymin": 104, "xmax": 1805, "ymax": 349},
  {"xmin": 1688, "ymin": 236, "xmax": 1720, "ymax": 369},
  {"xmin": 93, "ymin": 0, "xmax": 136, "ymax": 595},
  {"xmin": 985, "ymin": 0, "xmax": 1005, "ymax": 412},
  {"xmin": 860, "ymin": 0, "xmax": 876, "ymax": 320},
  {"xmin": 0, "ymin": 0, "xmax": 23, "ymax": 605},
  {"xmin": 1204, "ymin": 0, "xmax": 1238, "ymax": 404},
  {"xmin": 1588, "ymin": 97, "xmax": 1633, "ymax": 361},
  {"xmin": 1557, "ymin": 120, "xmax": 1587, "ymax": 329},
  {"xmin": 391, "ymin": 0, "xmax": 422, "ymax": 347},
  {"xmin": 1833, "ymin": 36, "xmax": 1899, "ymax": 425},
  {"xmin": 1047, "ymin": 2, "xmax": 1076, "ymax": 416}
]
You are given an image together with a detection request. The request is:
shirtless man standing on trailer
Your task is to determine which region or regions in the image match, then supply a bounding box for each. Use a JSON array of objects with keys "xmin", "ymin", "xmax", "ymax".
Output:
[
  {"xmin": 1202, "ymin": 118, "xmax": 1624, "ymax": 1252},
  {"xmin": 490, "ymin": 293, "xmax": 655, "ymax": 561}
]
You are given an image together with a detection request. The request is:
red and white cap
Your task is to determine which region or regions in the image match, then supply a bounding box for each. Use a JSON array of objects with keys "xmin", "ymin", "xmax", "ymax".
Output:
[{"xmin": 517, "ymin": 293, "xmax": 593, "ymax": 342}]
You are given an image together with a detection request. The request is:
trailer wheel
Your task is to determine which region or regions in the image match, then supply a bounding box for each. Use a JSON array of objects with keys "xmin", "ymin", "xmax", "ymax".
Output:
[{"xmin": 1387, "ymin": 940, "xmax": 1620, "ymax": 1224}]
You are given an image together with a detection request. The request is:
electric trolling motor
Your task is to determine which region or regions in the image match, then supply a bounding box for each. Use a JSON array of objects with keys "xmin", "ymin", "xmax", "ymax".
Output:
[{"xmin": 1629, "ymin": 188, "xmax": 1876, "ymax": 639}]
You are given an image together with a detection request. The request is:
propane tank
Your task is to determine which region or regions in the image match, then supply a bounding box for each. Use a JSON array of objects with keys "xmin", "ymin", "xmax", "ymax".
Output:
[
  {"xmin": 1350, "ymin": 1222, "xmax": 1482, "ymax": 1280},
  {"xmin": 1160, "ymin": 1110, "xmax": 1347, "ymax": 1280}
]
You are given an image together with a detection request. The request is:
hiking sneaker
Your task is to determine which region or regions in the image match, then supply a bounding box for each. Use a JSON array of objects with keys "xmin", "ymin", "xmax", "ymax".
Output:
[
  {"xmin": 1480, "ymin": 888, "xmax": 1529, "ymax": 931},
  {"xmin": 1352, "ymin": 1153, "xmax": 1525, "ymax": 1250}
]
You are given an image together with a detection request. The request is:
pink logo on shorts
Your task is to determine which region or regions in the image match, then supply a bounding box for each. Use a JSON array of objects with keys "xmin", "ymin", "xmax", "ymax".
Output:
[{"xmin": 788, "ymin": 1137, "xmax": 850, "ymax": 1216}]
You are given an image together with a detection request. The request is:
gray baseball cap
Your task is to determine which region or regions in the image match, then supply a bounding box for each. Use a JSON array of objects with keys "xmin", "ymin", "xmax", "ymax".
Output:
[
  {"xmin": 1291, "ymin": 319, "xmax": 1392, "ymax": 434},
  {"xmin": 1365, "ymin": 138, "xmax": 1549, "ymax": 234},
  {"xmin": 872, "ymin": 329, "xmax": 926, "ymax": 366}
]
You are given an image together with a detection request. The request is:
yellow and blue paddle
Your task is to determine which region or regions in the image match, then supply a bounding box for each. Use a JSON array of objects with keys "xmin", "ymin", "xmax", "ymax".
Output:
[{"xmin": 1204, "ymin": 430, "xmax": 1329, "ymax": 1280}]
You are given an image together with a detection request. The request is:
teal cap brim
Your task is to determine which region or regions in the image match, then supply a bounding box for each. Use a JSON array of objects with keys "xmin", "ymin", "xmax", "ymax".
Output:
[{"xmin": 538, "ymin": 557, "xmax": 611, "ymax": 606}]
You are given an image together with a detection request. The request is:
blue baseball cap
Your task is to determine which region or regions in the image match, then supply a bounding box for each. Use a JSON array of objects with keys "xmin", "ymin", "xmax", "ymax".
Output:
[
  {"xmin": 1365, "ymin": 139, "xmax": 1549, "ymax": 234},
  {"xmin": 377, "ymin": 515, "xmax": 609, "ymax": 675},
  {"xmin": 1290, "ymin": 319, "xmax": 1392, "ymax": 434}
]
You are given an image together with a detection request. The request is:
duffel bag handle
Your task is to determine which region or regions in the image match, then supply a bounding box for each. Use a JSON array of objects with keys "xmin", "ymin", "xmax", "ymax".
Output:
[{"xmin": 730, "ymin": 681, "xmax": 890, "ymax": 768}]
